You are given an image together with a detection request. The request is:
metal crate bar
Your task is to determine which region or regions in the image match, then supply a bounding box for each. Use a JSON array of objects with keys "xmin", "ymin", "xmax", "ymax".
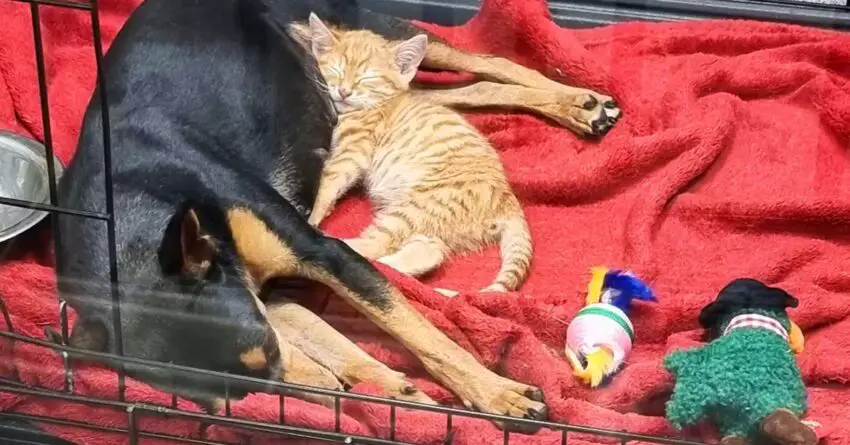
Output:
[
  {"xmin": 11, "ymin": 0, "xmax": 91, "ymax": 10},
  {"xmin": 0, "ymin": 385, "xmax": 417, "ymax": 445}
]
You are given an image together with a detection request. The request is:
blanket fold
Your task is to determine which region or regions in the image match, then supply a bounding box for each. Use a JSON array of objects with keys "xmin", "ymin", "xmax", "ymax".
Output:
[{"xmin": 1, "ymin": 0, "xmax": 849, "ymax": 443}]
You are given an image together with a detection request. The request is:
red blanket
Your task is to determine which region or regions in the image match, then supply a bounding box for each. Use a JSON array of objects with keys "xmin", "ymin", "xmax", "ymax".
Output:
[{"xmin": 2, "ymin": 0, "xmax": 850, "ymax": 444}]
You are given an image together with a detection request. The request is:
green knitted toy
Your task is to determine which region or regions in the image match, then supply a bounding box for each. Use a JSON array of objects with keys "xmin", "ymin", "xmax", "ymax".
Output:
[{"xmin": 664, "ymin": 278, "xmax": 817, "ymax": 445}]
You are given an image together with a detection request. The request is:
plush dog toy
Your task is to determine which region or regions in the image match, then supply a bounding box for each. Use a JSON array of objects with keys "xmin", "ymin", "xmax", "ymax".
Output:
[
  {"xmin": 664, "ymin": 278, "xmax": 815, "ymax": 445},
  {"xmin": 565, "ymin": 266, "xmax": 656, "ymax": 387}
]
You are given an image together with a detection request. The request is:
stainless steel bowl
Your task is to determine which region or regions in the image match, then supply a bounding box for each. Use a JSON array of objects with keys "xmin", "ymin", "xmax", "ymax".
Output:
[{"xmin": 0, "ymin": 130, "xmax": 65, "ymax": 243}]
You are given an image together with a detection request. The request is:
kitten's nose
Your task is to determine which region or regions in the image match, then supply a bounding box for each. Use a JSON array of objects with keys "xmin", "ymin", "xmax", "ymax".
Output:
[{"xmin": 338, "ymin": 88, "xmax": 351, "ymax": 100}]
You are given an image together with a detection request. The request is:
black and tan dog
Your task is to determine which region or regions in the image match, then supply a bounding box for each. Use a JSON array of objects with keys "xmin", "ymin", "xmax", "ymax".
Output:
[{"xmin": 54, "ymin": 0, "xmax": 620, "ymax": 430}]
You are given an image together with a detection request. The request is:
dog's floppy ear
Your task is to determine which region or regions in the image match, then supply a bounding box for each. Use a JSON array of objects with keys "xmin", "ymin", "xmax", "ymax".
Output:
[
  {"xmin": 68, "ymin": 318, "xmax": 109, "ymax": 352},
  {"xmin": 159, "ymin": 203, "xmax": 217, "ymax": 280}
]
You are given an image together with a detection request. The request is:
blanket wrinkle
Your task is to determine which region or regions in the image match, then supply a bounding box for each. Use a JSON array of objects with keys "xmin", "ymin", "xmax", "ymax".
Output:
[{"xmin": 2, "ymin": 0, "xmax": 850, "ymax": 443}]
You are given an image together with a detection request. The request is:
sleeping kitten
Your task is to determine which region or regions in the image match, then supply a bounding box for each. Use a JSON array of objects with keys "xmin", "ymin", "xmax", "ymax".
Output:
[{"xmin": 295, "ymin": 13, "xmax": 533, "ymax": 296}]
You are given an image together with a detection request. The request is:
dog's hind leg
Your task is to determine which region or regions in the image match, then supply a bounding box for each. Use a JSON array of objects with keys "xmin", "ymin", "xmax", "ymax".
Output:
[
  {"xmin": 413, "ymin": 81, "xmax": 615, "ymax": 136},
  {"xmin": 417, "ymin": 42, "xmax": 621, "ymax": 137},
  {"xmin": 226, "ymin": 205, "xmax": 547, "ymax": 433},
  {"xmin": 274, "ymin": 329, "xmax": 343, "ymax": 406},
  {"xmin": 266, "ymin": 299, "xmax": 436, "ymax": 405}
]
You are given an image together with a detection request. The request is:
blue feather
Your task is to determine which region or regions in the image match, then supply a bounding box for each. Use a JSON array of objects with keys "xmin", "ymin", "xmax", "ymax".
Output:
[{"xmin": 600, "ymin": 269, "xmax": 657, "ymax": 314}]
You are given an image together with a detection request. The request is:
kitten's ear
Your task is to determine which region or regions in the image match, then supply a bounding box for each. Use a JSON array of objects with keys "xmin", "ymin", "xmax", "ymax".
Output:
[
  {"xmin": 393, "ymin": 34, "xmax": 428, "ymax": 83},
  {"xmin": 307, "ymin": 12, "xmax": 335, "ymax": 57},
  {"xmin": 288, "ymin": 22, "xmax": 312, "ymax": 52}
]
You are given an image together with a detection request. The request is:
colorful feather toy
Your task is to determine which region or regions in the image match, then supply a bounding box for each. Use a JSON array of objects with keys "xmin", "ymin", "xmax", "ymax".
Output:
[{"xmin": 565, "ymin": 266, "xmax": 657, "ymax": 387}]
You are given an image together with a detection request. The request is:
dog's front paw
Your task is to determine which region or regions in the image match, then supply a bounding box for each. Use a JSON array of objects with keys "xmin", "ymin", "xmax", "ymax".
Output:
[{"xmin": 463, "ymin": 376, "xmax": 547, "ymax": 434}]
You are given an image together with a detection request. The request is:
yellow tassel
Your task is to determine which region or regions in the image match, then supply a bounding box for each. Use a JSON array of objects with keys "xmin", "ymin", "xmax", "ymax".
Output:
[
  {"xmin": 586, "ymin": 266, "xmax": 608, "ymax": 306},
  {"xmin": 789, "ymin": 321, "xmax": 805, "ymax": 354},
  {"xmin": 572, "ymin": 347, "xmax": 614, "ymax": 388}
]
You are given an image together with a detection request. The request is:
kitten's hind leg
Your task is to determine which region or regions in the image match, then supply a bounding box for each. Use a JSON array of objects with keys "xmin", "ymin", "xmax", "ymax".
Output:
[{"xmin": 377, "ymin": 235, "xmax": 449, "ymax": 277}]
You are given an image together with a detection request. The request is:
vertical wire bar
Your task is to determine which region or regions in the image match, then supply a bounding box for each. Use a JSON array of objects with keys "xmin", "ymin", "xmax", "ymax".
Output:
[
  {"xmin": 58, "ymin": 301, "xmax": 73, "ymax": 393},
  {"xmin": 503, "ymin": 428, "xmax": 510, "ymax": 445},
  {"xmin": 171, "ymin": 394, "xmax": 178, "ymax": 409},
  {"xmin": 333, "ymin": 395, "xmax": 341, "ymax": 432},
  {"xmin": 28, "ymin": 3, "xmax": 61, "ymax": 238},
  {"xmin": 126, "ymin": 406, "xmax": 138, "ymax": 445},
  {"xmin": 389, "ymin": 405, "xmax": 396, "ymax": 441},
  {"xmin": 29, "ymin": 0, "xmax": 71, "ymax": 398},
  {"xmin": 0, "ymin": 297, "xmax": 13, "ymax": 333},
  {"xmin": 224, "ymin": 380, "xmax": 231, "ymax": 417},
  {"xmin": 445, "ymin": 413, "xmax": 453, "ymax": 444},
  {"xmin": 0, "ymin": 294, "xmax": 19, "ymax": 382},
  {"xmin": 561, "ymin": 429, "xmax": 567, "ymax": 445},
  {"xmin": 89, "ymin": 0, "xmax": 125, "ymax": 402},
  {"xmin": 278, "ymin": 393, "xmax": 286, "ymax": 424},
  {"xmin": 30, "ymin": 3, "xmax": 59, "ymax": 222}
]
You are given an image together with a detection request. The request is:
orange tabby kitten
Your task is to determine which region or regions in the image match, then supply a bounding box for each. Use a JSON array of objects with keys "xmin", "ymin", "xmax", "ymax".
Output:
[{"xmin": 297, "ymin": 13, "xmax": 532, "ymax": 295}]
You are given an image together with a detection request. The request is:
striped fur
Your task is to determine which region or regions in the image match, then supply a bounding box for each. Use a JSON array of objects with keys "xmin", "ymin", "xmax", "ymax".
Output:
[{"xmin": 300, "ymin": 14, "xmax": 532, "ymax": 294}]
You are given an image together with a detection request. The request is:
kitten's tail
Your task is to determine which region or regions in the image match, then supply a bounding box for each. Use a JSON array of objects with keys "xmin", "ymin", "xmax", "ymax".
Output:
[{"xmin": 483, "ymin": 216, "xmax": 533, "ymax": 293}]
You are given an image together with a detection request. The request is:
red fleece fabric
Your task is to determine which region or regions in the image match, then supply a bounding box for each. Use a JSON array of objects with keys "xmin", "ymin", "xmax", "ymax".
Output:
[{"xmin": 2, "ymin": 0, "xmax": 850, "ymax": 444}]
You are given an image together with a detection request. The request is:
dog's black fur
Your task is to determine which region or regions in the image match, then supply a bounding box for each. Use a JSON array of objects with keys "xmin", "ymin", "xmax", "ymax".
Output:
[
  {"xmin": 55, "ymin": 0, "xmax": 430, "ymax": 406},
  {"xmin": 698, "ymin": 278, "xmax": 799, "ymax": 340}
]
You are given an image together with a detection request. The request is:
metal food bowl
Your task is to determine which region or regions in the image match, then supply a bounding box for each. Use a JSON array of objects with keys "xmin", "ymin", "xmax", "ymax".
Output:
[{"xmin": 0, "ymin": 130, "xmax": 65, "ymax": 244}]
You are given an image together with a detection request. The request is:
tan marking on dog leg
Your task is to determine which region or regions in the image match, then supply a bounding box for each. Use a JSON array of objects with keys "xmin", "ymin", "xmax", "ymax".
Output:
[
  {"xmin": 267, "ymin": 300, "xmax": 435, "ymax": 404},
  {"xmin": 222, "ymin": 211, "xmax": 544, "ymax": 428},
  {"xmin": 239, "ymin": 347, "xmax": 268, "ymax": 371},
  {"xmin": 227, "ymin": 208, "xmax": 299, "ymax": 285},
  {"xmin": 295, "ymin": 265, "xmax": 546, "ymax": 427}
]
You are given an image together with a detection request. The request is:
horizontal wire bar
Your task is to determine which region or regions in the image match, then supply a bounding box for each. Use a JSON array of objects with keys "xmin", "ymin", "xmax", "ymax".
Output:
[
  {"xmin": 10, "ymin": 0, "xmax": 92, "ymax": 10},
  {"xmin": 0, "ymin": 196, "xmax": 109, "ymax": 221},
  {"xmin": 0, "ymin": 331, "xmax": 706, "ymax": 444},
  {"xmin": 1, "ymin": 317, "xmax": 709, "ymax": 444},
  {"xmin": 0, "ymin": 386, "xmax": 412, "ymax": 445},
  {"xmin": 0, "ymin": 412, "xmax": 234, "ymax": 445}
]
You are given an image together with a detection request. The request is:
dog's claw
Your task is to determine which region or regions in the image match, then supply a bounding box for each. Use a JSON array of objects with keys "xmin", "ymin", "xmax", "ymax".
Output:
[{"xmin": 524, "ymin": 387, "xmax": 545, "ymax": 402}]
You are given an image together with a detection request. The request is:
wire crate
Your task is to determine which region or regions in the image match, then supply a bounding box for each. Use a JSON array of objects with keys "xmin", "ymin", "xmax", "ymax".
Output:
[{"xmin": 0, "ymin": 1, "xmax": 709, "ymax": 444}]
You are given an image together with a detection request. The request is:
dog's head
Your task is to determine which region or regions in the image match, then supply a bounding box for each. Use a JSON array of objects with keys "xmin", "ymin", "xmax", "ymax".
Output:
[
  {"xmin": 64, "ymin": 202, "xmax": 282, "ymax": 408},
  {"xmin": 698, "ymin": 278, "xmax": 799, "ymax": 340}
]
